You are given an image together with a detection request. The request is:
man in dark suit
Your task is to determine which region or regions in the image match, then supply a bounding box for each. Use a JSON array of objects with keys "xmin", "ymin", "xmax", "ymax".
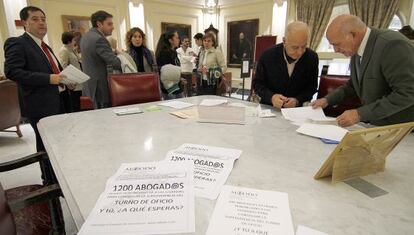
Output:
[
  {"xmin": 4, "ymin": 6, "xmax": 66, "ymax": 152},
  {"xmin": 253, "ymin": 21, "xmax": 319, "ymax": 108},
  {"xmin": 81, "ymin": 10, "xmax": 121, "ymax": 109},
  {"xmin": 312, "ymin": 15, "xmax": 414, "ymax": 127}
]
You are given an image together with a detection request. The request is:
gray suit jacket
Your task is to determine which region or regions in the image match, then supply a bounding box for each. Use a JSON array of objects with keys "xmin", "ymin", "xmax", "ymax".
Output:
[
  {"xmin": 80, "ymin": 28, "xmax": 121, "ymax": 105},
  {"xmin": 326, "ymin": 28, "xmax": 414, "ymax": 126}
]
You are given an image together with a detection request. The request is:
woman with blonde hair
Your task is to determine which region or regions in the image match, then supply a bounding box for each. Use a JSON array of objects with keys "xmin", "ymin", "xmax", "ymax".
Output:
[
  {"xmin": 125, "ymin": 27, "xmax": 155, "ymax": 72},
  {"xmin": 197, "ymin": 32, "xmax": 226, "ymax": 95}
]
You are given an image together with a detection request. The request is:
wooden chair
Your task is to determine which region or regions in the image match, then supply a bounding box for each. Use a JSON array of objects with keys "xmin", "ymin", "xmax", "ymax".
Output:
[
  {"xmin": 0, "ymin": 80, "xmax": 22, "ymax": 137},
  {"xmin": 0, "ymin": 152, "xmax": 65, "ymax": 235},
  {"xmin": 107, "ymin": 72, "xmax": 161, "ymax": 107},
  {"xmin": 317, "ymin": 65, "xmax": 362, "ymax": 117}
]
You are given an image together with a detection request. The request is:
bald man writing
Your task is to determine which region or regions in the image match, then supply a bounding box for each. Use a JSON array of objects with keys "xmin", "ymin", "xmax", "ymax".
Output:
[
  {"xmin": 313, "ymin": 15, "xmax": 414, "ymax": 127},
  {"xmin": 253, "ymin": 21, "xmax": 318, "ymax": 108}
]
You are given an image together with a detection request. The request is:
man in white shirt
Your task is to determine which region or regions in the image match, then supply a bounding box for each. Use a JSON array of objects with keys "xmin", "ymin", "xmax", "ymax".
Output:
[{"xmin": 176, "ymin": 36, "xmax": 195, "ymax": 96}]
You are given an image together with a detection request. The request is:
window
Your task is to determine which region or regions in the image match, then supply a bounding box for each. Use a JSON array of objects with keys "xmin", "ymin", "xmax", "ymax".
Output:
[
  {"xmin": 316, "ymin": 4, "xmax": 349, "ymax": 52},
  {"xmin": 388, "ymin": 14, "xmax": 403, "ymax": 31}
]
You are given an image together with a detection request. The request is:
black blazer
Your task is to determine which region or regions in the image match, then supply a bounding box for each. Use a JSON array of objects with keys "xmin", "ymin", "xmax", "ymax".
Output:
[
  {"xmin": 4, "ymin": 33, "xmax": 62, "ymax": 118},
  {"xmin": 253, "ymin": 43, "xmax": 319, "ymax": 106}
]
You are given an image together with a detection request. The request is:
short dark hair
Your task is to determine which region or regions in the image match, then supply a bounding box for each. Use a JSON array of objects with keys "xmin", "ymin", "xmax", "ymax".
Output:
[
  {"xmin": 193, "ymin": 33, "xmax": 203, "ymax": 40},
  {"xmin": 20, "ymin": 6, "xmax": 45, "ymax": 21},
  {"xmin": 91, "ymin": 10, "xmax": 112, "ymax": 28},
  {"xmin": 61, "ymin": 31, "xmax": 75, "ymax": 45},
  {"xmin": 181, "ymin": 35, "xmax": 189, "ymax": 41}
]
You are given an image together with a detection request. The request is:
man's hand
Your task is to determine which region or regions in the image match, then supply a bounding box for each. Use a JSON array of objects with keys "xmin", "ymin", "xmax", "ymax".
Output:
[
  {"xmin": 50, "ymin": 74, "xmax": 66, "ymax": 85},
  {"xmin": 337, "ymin": 109, "xmax": 360, "ymax": 127},
  {"xmin": 282, "ymin": 97, "xmax": 298, "ymax": 108},
  {"xmin": 271, "ymin": 94, "xmax": 287, "ymax": 109},
  {"xmin": 311, "ymin": 98, "xmax": 329, "ymax": 109}
]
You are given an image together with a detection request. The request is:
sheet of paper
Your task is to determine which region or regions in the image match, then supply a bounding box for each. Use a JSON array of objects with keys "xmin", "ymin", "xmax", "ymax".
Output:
[
  {"xmin": 198, "ymin": 106, "xmax": 245, "ymax": 125},
  {"xmin": 78, "ymin": 161, "xmax": 195, "ymax": 235},
  {"xmin": 199, "ymin": 99, "xmax": 228, "ymax": 106},
  {"xmin": 60, "ymin": 64, "xmax": 90, "ymax": 84},
  {"xmin": 158, "ymin": 100, "xmax": 194, "ymax": 109},
  {"xmin": 164, "ymin": 143, "xmax": 242, "ymax": 200},
  {"xmin": 176, "ymin": 143, "xmax": 242, "ymax": 160},
  {"xmin": 165, "ymin": 151, "xmax": 234, "ymax": 199},
  {"xmin": 113, "ymin": 107, "xmax": 143, "ymax": 116},
  {"xmin": 296, "ymin": 225, "xmax": 329, "ymax": 235},
  {"xmin": 169, "ymin": 107, "xmax": 199, "ymax": 119},
  {"xmin": 282, "ymin": 107, "xmax": 327, "ymax": 124},
  {"xmin": 206, "ymin": 185, "xmax": 294, "ymax": 235},
  {"xmin": 296, "ymin": 123, "xmax": 348, "ymax": 142}
]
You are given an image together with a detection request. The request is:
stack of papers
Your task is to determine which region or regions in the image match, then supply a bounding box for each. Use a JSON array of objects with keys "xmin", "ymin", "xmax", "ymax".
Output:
[
  {"xmin": 60, "ymin": 64, "xmax": 90, "ymax": 85},
  {"xmin": 78, "ymin": 161, "xmax": 195, "ymax": 235},
  {"xmin": 158, "ymin": 100, "xmax": 194, "ymax": 109},
  {"xmin": 199, "ymin": 99, "xmax": 228, "ymax": 106},
  {"xmin": 281, "ymin": 106, "xmax": 335, "ymax": 126},
  {"xmin": 198, "ymin": 105, "xmax": 245, "ymax": 124},
  {"xmin": 206, "ymin": 185, "xmax": 294, "ymax": 235},
  {"xmin": 165, "ymin": 143, "xmax": 242, "ymax": 200}
]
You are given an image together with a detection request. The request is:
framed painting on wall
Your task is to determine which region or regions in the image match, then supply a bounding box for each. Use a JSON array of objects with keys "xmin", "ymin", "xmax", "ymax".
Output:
[
  {"xmin": 61, "ymin": 15, "xmax": 91, "ymax": 34},
  {"xmin": 161, "ymin": 22, "xmax": 192, "ymax": 42},
  {"xmin": 227, "ymin": 19, "xmax": 259, "ymax": 67}
]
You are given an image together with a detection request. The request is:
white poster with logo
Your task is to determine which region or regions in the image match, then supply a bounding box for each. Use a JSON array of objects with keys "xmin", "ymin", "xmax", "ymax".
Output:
[
  {"xmin": 165, "ymin": 143, "xmax": 242, "ymax": 200},
  {"xmin": 78, "ymin": 161, "xmax": 195, "ymax": 235},
  {"xmin": 206, "ymin": 185, "xmax": 294, "ymax": 235}
]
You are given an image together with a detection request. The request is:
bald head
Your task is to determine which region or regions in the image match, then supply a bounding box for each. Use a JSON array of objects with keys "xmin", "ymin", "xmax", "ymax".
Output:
[
  {"xmin": 285, "ymin": 21, "xmax": 309, "ymax": 42},
  {"xmin": 283, "ymin": 21, "xmax": 309, "ymax": 60},
  {"xmin": 327, "ymin": 14, "xmax": 366, "ymax": 38},
  {"xmin": 326, "ymin": 14, "xmax": 367, "ymax": 57}
]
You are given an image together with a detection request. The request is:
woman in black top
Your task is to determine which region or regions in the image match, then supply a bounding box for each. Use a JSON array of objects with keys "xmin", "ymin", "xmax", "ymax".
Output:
[
  {"xmin": 125, "ymin": 27, "xmax": 155, "ymax": 72},
  {"xmin": 155, "ymin": 30, "xmax": 185, "ymax": 99}
]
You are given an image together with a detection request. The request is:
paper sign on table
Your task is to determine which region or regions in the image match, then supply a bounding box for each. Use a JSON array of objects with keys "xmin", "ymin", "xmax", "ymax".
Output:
[
  {"xmin": 78, "ymin": 161, "xmax": 195, "ymax": 235},
  {"xmin": 206, "ymin": 185, "xmax": 294, "ymax": 235},
  {"xmin": 165, "ymin": 143, "xmax": 241, "ymax": 200}
]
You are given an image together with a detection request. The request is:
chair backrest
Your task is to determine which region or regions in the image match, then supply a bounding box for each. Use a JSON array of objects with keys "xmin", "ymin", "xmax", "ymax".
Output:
[
  {"xmin": 80, "ymin": 96, "xmax": 94, "ymax": 111},
  {"xmin": 107, "ymin": 72, "xmax": 161, "ymax": 107},
  {"xmin": 0, "ymin": 183, "xmax": 16, "ymax": 235},
  {"xmin": 317, "ymin": 66, "xmax": 362, "ymax": 117},
  {"xmin": 0, "ymin": 80, "xmax": 21, "ymax": 130}
]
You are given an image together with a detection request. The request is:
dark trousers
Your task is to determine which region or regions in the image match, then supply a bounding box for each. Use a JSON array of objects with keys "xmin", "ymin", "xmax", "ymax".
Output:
[
  {"xmin": 197, "ymin": 78, "xmax": 217, "ymax": 95},
  {"xmin": 70, "ymin": 90, "xmax": 82, "ymax": 112},
  {"xmin": 60, "ymin": 89, "xmax": 82, "ymax": 113},
  {"xmin": 29, "ymin": 118, "xmax": 65, "ymax": 233},
  {"xmin": 181, "ymin": 73, "xmax": 193, "ymax": 97},
  {"xmin": 29, "ymin": 118, "xmax": 57, "ymax": 186}
]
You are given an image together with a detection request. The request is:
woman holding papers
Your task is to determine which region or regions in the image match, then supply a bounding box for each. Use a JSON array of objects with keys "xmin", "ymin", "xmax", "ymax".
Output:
[
  {"xmin": 197, "ymin": 32, "xmax": 227, "ymax": 95},
  {"xmin": 155, "ymin": 30, "xmax": 186, "ymax": 99},
  {"xmin": 59, "ymin": 31, "xmax": 82, "ymax": 112}
]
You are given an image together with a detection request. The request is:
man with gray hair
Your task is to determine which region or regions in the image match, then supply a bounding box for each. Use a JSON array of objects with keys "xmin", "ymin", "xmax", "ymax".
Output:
[
  {"xmin": 312, "ymin": 14, "xmax": 414, "ymax": 127},
  {"xmin": 253, "ymin": 21, "xmax": 318, "ymax": 108}
]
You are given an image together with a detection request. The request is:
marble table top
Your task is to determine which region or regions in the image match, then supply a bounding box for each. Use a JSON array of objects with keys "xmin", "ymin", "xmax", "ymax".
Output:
[{"xmin": 38, "ymin": 95, "xmax": 414, "ymax": 235}]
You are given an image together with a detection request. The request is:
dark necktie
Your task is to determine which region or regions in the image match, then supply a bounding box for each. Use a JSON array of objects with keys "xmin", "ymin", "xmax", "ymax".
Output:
[
  {"xmin": 355, "ymin": 54, "xmax": 361, "ymax": 82},
  {"xmin": 41, "ymin": 41, "xmax": 60, "ymax": 74}
]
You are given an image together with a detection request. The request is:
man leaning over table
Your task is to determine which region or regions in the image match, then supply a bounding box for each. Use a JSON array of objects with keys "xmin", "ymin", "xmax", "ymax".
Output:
[{"xmin": 312, "ymin": 15, "xmax": 414, "ymax": 127}]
